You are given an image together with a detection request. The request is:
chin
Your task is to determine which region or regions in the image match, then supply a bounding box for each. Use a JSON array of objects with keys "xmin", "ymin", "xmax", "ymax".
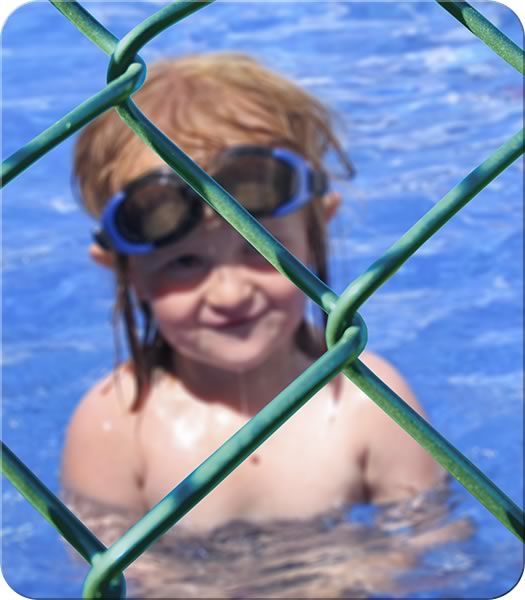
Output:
[
  {"xmin": 175, "ymin": 336, "xmax": 280, "ymax": 373},
  {"xmin": 207, "ymin": 347, "xmax": 276, "ymax": 373}
]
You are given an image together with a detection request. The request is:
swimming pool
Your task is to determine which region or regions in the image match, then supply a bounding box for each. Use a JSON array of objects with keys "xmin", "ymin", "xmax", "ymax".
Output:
[{"xmin": 1, "ymin": 1, "xmax": 523, "ymax": 598}]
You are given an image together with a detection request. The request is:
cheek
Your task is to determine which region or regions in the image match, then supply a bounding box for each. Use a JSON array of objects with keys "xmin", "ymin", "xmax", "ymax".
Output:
[
  {"xmin": 149, "ymin": 292, "xmax": 204, "ymax": 357},
  {"xmin": 148, "ymin": 288, "xmax": 197, "ymax": 332},
  {"xmin": 264, "ymin": 272, "xmax": 307, "ymax": 322}
]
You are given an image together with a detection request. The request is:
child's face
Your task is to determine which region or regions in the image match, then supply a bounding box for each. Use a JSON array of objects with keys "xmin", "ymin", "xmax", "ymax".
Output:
[{"xmin": 129, "ymin": 209, "xmax": 311, "ymax": 372}]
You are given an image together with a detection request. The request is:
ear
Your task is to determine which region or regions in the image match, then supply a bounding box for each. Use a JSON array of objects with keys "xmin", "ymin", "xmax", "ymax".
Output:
[
  {"xmin": 89, "ymin": 243, "xmax": 114, "ymax": 269},
  {"xmin": 321, "ymin": 191, "xmax": 341, "ymax": 223}
]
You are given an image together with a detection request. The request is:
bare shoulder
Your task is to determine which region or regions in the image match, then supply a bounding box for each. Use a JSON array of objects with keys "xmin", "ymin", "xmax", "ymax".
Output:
[
  {"xmin": 69, "ymin": 363, "xmax": 138, "ymax": 420},
  {"xmin": 350, "ymin": 350, "xmax": 427, "ymax": 416},
  {"xmin": 61, "ymin": 364, "xmax": 145, "ymax": 510},
  {"xmin": 341, "ymin": 351, "xmax": 445, "ymax": 502}
]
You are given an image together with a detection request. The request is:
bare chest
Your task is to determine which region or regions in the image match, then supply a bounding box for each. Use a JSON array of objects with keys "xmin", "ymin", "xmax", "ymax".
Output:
[{"xmin": 136, "ymin": 382, "xmax": 365, "ymax": 531}]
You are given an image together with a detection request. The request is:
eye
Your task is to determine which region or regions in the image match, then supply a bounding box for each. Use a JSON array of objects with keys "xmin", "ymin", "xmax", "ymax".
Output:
[
  {"xmin": 242, "ymin": 243, "xmax": 272, "ymax": 267},
  {"xmin": 156, "ymin": 254, "xmax": 209, "ymax": 276},
  {"xmin": 243, "ymin": 242, "xmax": 264, "ymax": 258},
  {"xmin": 243, "ymin": 242, "xmax": 259, "ymax": 255},
  {"xmin": 170, "ymin": 254, "xmax": 207, "ymax": 269}
]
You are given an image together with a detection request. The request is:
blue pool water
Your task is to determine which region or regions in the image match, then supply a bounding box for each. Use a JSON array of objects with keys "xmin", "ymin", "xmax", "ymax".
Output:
[{"xmin": 1, "ymin": 1, "xmax": 523, "ymax": 598}]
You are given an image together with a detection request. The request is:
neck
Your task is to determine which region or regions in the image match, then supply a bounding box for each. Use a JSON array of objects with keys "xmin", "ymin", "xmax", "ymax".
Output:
[{"xmin": 172, "ymin": 340, "xmax": 312, "ymax": 417}]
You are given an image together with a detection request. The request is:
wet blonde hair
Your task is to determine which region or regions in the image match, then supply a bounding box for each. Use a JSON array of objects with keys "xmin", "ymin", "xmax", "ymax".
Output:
[{"xmin": 74, "ymin": 52, "xmax": 354, "ymax": 410}]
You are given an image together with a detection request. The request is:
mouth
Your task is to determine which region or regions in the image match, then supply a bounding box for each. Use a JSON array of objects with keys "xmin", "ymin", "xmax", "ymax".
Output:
[{"xmin": 207, "ymin": 313, "xmax": 265, "ymax": 330}]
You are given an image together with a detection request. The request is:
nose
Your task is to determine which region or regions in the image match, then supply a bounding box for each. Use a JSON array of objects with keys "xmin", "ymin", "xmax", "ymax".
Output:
[{"xmin": 205, "ymin": 265, "xmax": 255, "ymax": 317}]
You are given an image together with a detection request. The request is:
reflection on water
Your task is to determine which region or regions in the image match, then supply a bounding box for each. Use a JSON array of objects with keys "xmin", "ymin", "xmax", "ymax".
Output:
[{"xmin": 66, "ymin": 484, "xmax": 472, "ymax": 598}]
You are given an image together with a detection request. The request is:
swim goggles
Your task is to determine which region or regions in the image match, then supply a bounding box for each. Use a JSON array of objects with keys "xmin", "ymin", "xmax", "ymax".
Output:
[{"xmin": 93, "ymin": 145, "xmax": 328, "ymax": 255}]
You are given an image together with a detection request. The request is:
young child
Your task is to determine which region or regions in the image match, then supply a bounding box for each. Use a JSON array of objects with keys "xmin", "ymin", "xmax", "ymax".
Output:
[{"xmin": 62, "ymin": 52, "xmax": 443, "ymax": 533}]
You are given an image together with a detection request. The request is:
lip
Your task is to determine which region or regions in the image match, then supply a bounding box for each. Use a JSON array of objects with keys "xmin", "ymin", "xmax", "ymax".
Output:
[{"xmin": 207, "ymin": 312, "xmax": 265, "ymax": 329}]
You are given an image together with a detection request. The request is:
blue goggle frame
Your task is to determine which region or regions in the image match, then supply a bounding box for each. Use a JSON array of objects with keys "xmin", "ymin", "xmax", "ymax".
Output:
[{"xmin": 94, "ymin": 146, "xmax": 329, "ymax": 255}]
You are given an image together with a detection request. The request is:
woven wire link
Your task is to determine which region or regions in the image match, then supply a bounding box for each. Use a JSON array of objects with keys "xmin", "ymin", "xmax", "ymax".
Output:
[{"xmin": 1, "ymin": 1, "xmax": 524, "ymax": 598}]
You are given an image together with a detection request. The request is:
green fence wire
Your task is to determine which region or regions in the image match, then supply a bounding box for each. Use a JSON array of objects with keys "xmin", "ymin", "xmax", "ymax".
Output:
[{"xmin": 1, "ymin": 1, "xmax": 524, "ymax": 598}]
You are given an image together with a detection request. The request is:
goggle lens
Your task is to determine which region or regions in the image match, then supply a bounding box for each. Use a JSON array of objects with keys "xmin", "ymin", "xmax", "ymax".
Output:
[
  {"xmin": 115, "ymin": 176, "xmax": 196, "ymax": 245},
  {"xmin": 214, "ymin": 154, "xmax": 297, "ymax": 216}
]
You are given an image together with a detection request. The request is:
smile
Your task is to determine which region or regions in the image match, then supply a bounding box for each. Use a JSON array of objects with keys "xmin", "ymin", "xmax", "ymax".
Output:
[{"xmin": 206, "ymin": 313, "xmax": 265, "ymax": 330}]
